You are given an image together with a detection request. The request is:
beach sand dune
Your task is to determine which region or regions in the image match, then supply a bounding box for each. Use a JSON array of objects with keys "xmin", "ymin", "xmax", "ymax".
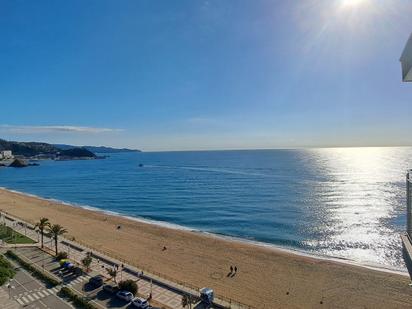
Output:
[{"xmin": 1, "ymin": 188, "xmax": 411, "ymax": 308}]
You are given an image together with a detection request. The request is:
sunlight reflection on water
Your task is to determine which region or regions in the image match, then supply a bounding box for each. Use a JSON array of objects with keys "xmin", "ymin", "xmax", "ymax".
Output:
[{"xmin": 303, "ymin": 147, "xmax": 407, "ymax": 269}]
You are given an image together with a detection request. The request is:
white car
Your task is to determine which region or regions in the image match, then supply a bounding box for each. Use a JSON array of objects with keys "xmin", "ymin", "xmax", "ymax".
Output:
[
  {"xmin": 132, "ymin": 297, "xmax": 149, "ymax": 308},
  {"xmin": 116, "ymin": 290, "xmax": 134, "ymax": 302}
]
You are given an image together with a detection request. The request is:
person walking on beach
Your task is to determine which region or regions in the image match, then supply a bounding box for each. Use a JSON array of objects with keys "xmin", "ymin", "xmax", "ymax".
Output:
[
  {"xmin": 230, "ymin": 266, "xmax": 233, "ymax": 273},
  {"xmin": 234, "ymin": 266, "xmax": 237, "ymax": 273}
]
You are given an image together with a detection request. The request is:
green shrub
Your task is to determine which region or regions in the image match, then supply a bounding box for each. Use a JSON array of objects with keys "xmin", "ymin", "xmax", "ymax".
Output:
[
  {"xmin": 0, "ymin": 255, "xmax": 15, "ymax": 286},
  {"xmin": 56, "ymin": 252, "xmax": 68, "ymax": 260},
  {"xmin": 118, "ymin": 279, "xmax": 138, "ymax": 295},
  {"xmin": 5, "ymin": 250, "xmax": 59, "ymax": 286},
  {"xmin": 59, "ymin": 286, "xmax": 97, "ymax": 309},
  {"xmin": 58, "ymin": 286, "xmax": 73, "ymax": 298}
]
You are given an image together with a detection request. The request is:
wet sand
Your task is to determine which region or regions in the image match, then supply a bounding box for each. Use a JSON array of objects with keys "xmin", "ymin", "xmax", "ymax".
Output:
[{"xmin": 0, "ymin": 188, "xmax": 411, "ymax": 308}]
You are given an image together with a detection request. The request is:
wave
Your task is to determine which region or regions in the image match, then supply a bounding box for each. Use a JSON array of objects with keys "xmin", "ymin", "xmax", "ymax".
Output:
[{"xmin": 0, "ymin": 186, "xmax": 407, "ymax": 276}]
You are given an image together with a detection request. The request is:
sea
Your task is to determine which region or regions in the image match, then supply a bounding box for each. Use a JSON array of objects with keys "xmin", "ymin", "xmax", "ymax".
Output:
[{"xmin": 0, "ymin": 147, "xmax": 410, "ymax": 272}]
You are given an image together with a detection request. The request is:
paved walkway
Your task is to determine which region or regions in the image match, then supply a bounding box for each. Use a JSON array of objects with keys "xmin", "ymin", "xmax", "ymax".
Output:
[{"xmin": 0, "ymin": 285, "xmax": 21, "ymax": 309}]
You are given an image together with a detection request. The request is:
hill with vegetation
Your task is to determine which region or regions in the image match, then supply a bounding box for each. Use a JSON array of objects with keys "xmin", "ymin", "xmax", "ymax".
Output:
[
  {"xmin": 0, "ymin": 139, "xmax": 97, "ymax": 158},
  {"xmin": 0, "ymin": 139, "xmax": 59, "ymax": 157},
  {"xmin": 59, "ymin": 147, "xmax": 96, "ymax": 158},
  {"xmin": 54, "ymin": 144, "xmax": 141, "ymax": 153}
]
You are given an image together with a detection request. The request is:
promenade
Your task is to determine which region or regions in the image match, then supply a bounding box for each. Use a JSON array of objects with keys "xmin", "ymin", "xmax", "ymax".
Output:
[{"xmin": 0, "ymin": 212, "xmax": 240, "ymax": 309}]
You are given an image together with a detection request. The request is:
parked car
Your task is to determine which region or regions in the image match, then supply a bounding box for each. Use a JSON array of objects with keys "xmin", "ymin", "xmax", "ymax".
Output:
[
  {"xmin": 102, "ymin": 284, "xmax": 119, "ymax": 294},
  {"xmin": 71, "ymin": 266, "xmax": 82, "ymax": 276},
  {"xmin": 132, "ymin": 297, "xmax": 149, "ymax": 308},
  {"xmin": 88, "ymin": 275, "xmax": 104, "ymax": 287},
  {"xmin": 116, "ymin": 290, "xmax": 134, "ymax": 302},
  {"xmin": 62, "ymin": 261, "xmax": 74, "ymax": 270}
]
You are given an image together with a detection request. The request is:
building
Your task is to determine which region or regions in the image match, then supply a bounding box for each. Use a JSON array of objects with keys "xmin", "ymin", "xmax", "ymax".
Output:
[
  {"xmin": 407, "ymin": 172, "xmax": 412, "ymax": 237},
  {"xmin": 402, "ymin": 172, "xmax": 412, "ymax": 278},
  {"xmin": 400, "ymin": 33, "xmax": 412, "ymax": 82},
  {"xmin": 401, "ymin": 34, "xmax": 412, "ymax": 280},
  {"xmin": 0, "ymin": 150, "xmax": 13, "ymax": 160}
]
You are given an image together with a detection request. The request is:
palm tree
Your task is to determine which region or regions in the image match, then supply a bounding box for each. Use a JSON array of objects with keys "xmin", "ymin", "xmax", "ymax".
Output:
[
  {"xmin": 35, "ymin": 218, "xmax": 50, "ymax": 248},
  {"xmin": 48, "ymin": 224, "xmax": 67, "ymax": 255}
]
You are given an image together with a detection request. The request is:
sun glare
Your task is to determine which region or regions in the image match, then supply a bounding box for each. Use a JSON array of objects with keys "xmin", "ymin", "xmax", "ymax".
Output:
[{"xmin": 340, "ymin": 0, "xmax": 369, "ymax": 9}]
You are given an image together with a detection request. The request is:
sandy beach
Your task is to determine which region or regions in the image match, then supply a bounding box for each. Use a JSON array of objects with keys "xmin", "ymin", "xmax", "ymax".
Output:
[{"xmin": 0, "ymin": 188, "xmax": 411, "ymax": 308}]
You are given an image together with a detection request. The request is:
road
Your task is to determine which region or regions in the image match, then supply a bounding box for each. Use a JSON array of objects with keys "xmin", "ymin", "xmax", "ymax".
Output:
[{"xmin": 6, "ymin": 259, "xmax": 73, "ymax": 309}]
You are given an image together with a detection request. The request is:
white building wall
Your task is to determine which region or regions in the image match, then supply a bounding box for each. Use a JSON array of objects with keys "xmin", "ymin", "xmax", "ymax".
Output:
[
  {"xmin": 401, "ymin": 33, "xmax": 412, "ymax": 82},
  {"xmin": 1, "ymin": 151, "xmax": 12, "ymax": 159},
  {"xmin": 407, "ymin": 171, "xmax": 412, "ymax": 238}
]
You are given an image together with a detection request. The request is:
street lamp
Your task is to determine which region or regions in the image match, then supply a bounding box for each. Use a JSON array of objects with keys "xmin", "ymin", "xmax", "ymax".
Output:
[{"xmin": 7, "ymin": 280, "xmax": 14, "ymax": 299}]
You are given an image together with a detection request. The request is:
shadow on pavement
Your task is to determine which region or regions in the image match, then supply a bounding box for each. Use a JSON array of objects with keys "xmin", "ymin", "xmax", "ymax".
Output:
[
  {"xmin": 106, "ymin": 296, "xmax": 129, "ymax": 308},
  {"xmin": 95, "ymin": 289, "xmax": 112, "ymax": 301},
  {"xmin": 83, "ymin": 282, "xmax": 100, "ymax": 293}
]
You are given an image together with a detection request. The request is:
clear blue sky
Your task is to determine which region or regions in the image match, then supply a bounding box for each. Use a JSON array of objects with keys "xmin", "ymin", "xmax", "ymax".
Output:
[{"xmin": 1, "ymin": 0, "xmax": 412, "ymax": 151}]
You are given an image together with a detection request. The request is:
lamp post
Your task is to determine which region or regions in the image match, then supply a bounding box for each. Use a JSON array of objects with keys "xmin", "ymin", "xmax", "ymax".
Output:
[{"xmin": 7, "ymin": 280, "xmax": 14, "ymax": 299}]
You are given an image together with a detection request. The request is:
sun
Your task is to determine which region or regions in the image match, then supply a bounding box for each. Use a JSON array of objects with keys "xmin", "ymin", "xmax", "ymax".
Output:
[{"xmin": 340, "ymin": 0, "xmax": 369, "ymax": 9}]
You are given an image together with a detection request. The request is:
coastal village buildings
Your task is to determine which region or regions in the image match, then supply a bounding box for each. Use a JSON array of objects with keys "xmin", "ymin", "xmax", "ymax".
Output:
[{"xmin": 0, "ymin": 150, "xmax": 13, "ymax": 160}]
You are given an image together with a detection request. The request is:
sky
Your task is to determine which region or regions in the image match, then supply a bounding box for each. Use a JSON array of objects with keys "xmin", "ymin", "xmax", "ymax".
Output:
[{"xmin": 1, "ymin": 0, "xmax": 412, "ymax": 151}]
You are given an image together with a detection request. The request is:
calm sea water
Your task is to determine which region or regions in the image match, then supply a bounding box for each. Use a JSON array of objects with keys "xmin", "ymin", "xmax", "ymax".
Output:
[{"xmin": 0, "ymin": 148, "xmax": 410, "ymax": 271}]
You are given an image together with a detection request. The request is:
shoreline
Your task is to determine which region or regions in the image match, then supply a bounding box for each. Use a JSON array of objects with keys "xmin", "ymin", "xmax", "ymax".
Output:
[
  {"xmin": 1, "ymin": 187, "xmax": 412, "ymax": 308},
  {"xmin": 0, "ymin": 186, "xmax": 407, "ymax": 277}
]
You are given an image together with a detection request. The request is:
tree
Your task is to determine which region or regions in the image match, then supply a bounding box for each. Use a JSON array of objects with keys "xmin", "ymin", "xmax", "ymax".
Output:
[
  {"xmin": 118, "ymin": 279, "xmax": 137, "ymax": 295},
  {"xmin": 48, "ymin": 224, "xmax": 67, "ymax": 255},
  {"xmin": 56, "ymin": 251, "xmax": 68, "ymax": 260},
  {"xmin": 35, "ymin": 218, "xmax": 50, "ymax": 248},
  {"xmin": 106, "ymin": 268, "xmax": 117, "ymax": 283},
  {"xmin": 82, "ymin": 253, "xmax": 93, "ymax": 272}
]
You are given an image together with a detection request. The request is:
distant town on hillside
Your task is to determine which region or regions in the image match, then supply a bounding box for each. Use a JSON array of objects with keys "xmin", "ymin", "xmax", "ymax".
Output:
[{"xmin": 0, "ymin": 139, "xmax": 141, "ymax": 167}]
